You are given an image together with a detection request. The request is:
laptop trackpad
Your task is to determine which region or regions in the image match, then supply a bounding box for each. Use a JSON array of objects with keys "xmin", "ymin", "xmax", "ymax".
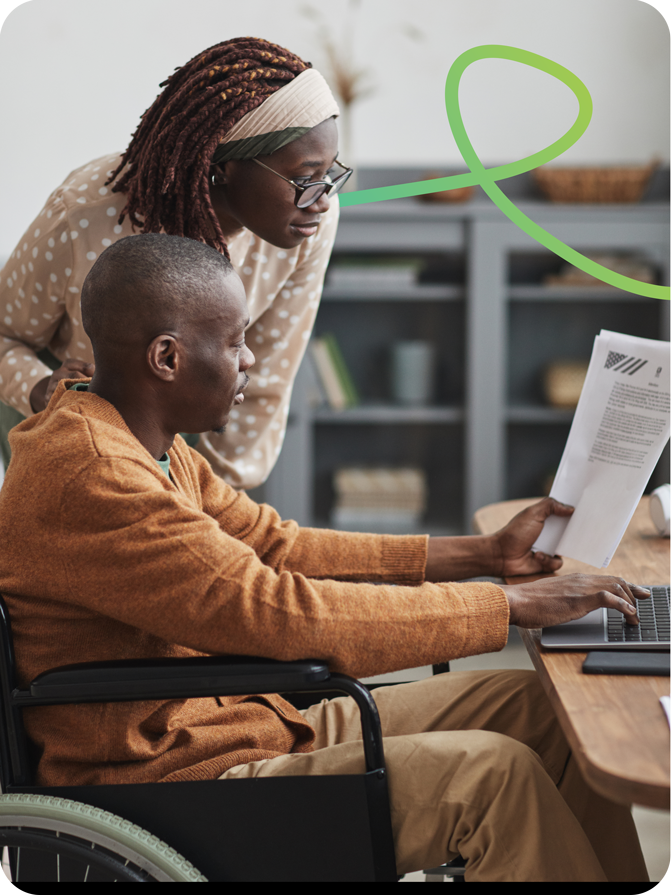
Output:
[{"xmin": 541, "ymin": 608, "xmax": 605, "ymax": 648}]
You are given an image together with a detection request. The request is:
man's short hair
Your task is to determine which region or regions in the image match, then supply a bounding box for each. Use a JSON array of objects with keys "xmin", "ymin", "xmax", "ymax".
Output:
[{"xmin": 81, "ymin": 234, "xmax": 235, "ymax": 352}]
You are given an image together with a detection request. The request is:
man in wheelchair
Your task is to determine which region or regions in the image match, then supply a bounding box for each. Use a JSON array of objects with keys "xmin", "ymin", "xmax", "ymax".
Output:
[{"xmin": 0, "ymin": 234, "xmax": 649, "ymax": 881}]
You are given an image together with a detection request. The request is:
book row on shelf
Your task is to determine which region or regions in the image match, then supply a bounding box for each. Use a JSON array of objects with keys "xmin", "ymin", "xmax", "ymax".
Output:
[{"xmin": 308, "ymin": 335, "xmax": 359, "ymax": 410}]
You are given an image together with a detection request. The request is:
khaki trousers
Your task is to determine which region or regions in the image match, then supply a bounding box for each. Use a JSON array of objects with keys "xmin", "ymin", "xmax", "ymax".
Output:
[{"xmin": 219, "ymin": 669, "xmax": 648, "ymax": 882}]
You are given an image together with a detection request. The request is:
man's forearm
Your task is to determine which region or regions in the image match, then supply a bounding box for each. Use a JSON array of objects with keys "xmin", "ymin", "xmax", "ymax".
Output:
[{"xmin": 425, "ymin": 535, "xmax": 501, "ymax": 582}]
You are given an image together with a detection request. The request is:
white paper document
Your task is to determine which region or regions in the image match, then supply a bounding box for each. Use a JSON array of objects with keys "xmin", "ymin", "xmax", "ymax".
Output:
[{"xmin": 533, "ymin": 330, "xmax": 670, "ymax": 568}]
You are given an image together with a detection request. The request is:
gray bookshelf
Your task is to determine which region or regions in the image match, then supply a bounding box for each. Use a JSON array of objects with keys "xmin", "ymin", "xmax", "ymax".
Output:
[{"xmin": 258, "ymin": 169, "xmax": 670, "ymax": 535}]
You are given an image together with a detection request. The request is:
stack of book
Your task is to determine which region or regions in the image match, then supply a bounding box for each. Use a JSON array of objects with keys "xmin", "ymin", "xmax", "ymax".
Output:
[
  {"xmin": 326, "ymin": 257, "xmax": 422, "ymax": 292},
  {"xmin": 308, "ymin": 335, "xmax": 359, "ymax": 410},
  {"xmin": 331, "ymin": 467, "xmax": 427, "ymax": 534},
  {"xmin": 543, "ymin": 253, "xmax": 656, "ymax": 286}
]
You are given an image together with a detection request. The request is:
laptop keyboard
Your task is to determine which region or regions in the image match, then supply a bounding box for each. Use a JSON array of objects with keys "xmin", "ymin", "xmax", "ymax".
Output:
[{"xmin": 607, "ymin": 585, "xmax": 670, "ymax": 643}]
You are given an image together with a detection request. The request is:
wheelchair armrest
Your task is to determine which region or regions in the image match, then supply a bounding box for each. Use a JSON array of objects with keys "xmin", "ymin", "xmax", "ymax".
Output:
[
  {"xmin": 13, "ymin": 656, "xmax": 386, "ymax": 775},
  {"xmin": 21, "ymin": 656, "xmax": 330, "ymax": 703}
]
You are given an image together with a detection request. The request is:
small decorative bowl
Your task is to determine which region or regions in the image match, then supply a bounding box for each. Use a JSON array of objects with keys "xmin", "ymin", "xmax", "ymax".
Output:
[{"xmin": 417, "ymin": 172, "xmax": 474, "ymax": 203}]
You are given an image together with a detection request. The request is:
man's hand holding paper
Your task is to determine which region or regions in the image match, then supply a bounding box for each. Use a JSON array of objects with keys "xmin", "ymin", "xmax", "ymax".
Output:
[
  {"xmin": 534, "ymin": 330, "xmax": 670, "ymax": 568},
  {"xmin": 492, "ymin": 496, "xmax": 574, "ymax": 576}
]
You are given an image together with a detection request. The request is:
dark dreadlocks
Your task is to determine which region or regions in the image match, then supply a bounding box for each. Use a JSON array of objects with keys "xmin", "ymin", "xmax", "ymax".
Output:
[{"xmin": 107, "ymin": 37, "xmax": 311, "ymax": 258}]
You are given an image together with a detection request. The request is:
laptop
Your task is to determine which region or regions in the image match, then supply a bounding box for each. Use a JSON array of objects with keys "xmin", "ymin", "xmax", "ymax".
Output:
[{"xmin": 540, "ymin": 585, "xmax": 670, "ymax": 650}]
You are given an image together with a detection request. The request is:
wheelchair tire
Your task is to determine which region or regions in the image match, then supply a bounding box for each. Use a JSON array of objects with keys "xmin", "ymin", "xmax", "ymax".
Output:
[{"xmin": 0, "ymin": 793, "xmax": 207, "ymax": 882}]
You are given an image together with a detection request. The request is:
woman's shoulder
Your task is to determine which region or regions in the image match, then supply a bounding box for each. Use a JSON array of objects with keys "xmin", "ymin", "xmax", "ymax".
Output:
[
  {"xmin": 41, "ymin": 153, "xmax": 136, "ymax": 246},
  {"xmin": 48, "ymin": 153, "xmax": 126, "ymax": 215}
]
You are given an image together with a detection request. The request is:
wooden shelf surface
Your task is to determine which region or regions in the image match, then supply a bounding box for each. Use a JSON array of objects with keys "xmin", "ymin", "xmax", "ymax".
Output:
[
  {"xmin": 506, "ymin": 406, "xmax": 576, "ymax": 423},
  {"xmin": 312, "ymin": 404, "xmax": 464, "ymax": 424},
  {"xmin": 322, "ymin": 284, "xmax": 463, "ymax": 302},
  {"xmin": 508, "ymin": 285, "xmax": 657, "ymax": 301}
]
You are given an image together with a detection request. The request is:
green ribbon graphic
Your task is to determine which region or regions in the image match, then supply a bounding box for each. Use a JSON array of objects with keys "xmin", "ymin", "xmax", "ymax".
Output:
[{"xmin": 339, "ymin": 45, "xmax": 669, "ymax": 301}]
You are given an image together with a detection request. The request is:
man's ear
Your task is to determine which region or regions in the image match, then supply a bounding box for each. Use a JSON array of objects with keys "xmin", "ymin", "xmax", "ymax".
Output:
[{"xmin": 147, "ymin": 335, "xmax": 179, "ymax": 381}]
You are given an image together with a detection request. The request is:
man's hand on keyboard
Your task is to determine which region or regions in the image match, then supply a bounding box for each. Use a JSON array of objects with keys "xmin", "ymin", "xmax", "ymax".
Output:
[{"xmin": 501, "ymin": 573, "xmax": 651, "ymax": 629}]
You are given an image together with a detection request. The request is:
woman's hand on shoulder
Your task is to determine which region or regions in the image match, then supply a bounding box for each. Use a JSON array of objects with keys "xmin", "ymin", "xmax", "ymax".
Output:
[{"xmin": 30, "ymin": 358, "xmax": 95, "ymax": 412}]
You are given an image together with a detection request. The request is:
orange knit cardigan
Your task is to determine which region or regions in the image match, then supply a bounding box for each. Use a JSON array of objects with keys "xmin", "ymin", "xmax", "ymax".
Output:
[{"xmin": 0, "ymin": 382, "xmax": 509, "ymax": 786}]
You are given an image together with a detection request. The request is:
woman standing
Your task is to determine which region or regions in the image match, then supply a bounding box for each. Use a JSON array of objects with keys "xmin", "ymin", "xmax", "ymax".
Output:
[{"xmin": 0, "ymin": 37, "xmax": 349, "ymax": 487}]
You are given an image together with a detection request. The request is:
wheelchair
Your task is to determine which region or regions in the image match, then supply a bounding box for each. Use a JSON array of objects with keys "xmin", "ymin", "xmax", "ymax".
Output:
[{"xmin": 0, "ymin": 596, "xmax": 465, "ymax": 882}]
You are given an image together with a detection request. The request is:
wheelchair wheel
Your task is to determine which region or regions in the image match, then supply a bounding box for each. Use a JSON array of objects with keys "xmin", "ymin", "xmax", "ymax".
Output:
[{"xmin": 0, "ymin": 793, "xmax": 207, "ymax": 882}]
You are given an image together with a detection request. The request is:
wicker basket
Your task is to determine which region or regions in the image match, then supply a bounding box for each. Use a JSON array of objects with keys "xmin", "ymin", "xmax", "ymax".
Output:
[
  {"xmin": 544, "ymin": 360, "xmax": 589, "ymax": 408},
  {"xmin": 533, "ymin": 162, "xmax": 657, "ymax": 204}
]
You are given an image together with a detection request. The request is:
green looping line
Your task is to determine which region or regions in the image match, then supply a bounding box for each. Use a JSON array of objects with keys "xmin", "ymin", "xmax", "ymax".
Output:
[{"xmin": 339, "ymin": 44, "xmax": 669, "ymax": 301}]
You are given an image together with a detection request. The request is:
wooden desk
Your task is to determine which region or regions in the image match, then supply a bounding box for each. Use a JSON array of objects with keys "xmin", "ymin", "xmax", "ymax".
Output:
[{"xmin": 473, "ymin": 497, "xmax": 670, "ymax": 809}]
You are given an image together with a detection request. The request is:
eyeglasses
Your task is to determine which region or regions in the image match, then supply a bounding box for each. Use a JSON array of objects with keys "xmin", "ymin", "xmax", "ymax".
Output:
[{"xmin": 252, "ymin": 157, "xmax": 353, "ymax": 208}]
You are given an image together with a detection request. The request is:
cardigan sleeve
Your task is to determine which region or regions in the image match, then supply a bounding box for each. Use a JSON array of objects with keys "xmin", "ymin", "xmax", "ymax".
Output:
[
  {"xmin": 192, "ymin": 441, "xmax": 428, "ymax": 585},
  {"xmin": 57, "ymin": 453, "xmax": 509, "ymax": 678}
]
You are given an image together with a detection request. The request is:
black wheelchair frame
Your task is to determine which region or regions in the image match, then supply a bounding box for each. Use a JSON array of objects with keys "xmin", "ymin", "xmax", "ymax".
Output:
[{"xmin": 0, "ymin": 595, "xmax": 400, "ymax": 881}]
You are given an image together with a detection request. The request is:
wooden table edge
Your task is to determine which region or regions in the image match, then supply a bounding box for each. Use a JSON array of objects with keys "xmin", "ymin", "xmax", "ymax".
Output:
[{"xmin": 518, "ymin": 627, "xmax": 669, "ymax": 809}]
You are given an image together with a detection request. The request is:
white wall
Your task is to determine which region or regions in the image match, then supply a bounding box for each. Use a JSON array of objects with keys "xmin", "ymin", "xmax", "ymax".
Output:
[{"xmin": 0, "ymin": 0, "xmax": 668, "ymax": 257}]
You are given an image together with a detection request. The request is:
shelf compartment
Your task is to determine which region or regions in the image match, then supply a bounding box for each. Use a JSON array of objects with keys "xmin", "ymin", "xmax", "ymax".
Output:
[
  {"xmin": 507, "ymin": 248, "xmax": 664, "ymax": 299},
  {"xmin": 506, "ymin": 299, "xmax": 661, "ymax": 407},
  {"xmin": 506, "ymin": 423, "xmax": 572, "ymax": 500},
  {"xmin": 315, "ymin": 300, "xmax": 465, "ymax": 406},
  {"xmin": 313, "ymin": 423, "xmax": 464, "ymax": 534}
]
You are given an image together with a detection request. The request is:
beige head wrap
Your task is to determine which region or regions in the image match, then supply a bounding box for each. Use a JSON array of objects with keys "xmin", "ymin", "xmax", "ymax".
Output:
[{"xmin": 211, "ymin": 69, "xmax": 340, "ymax": 165}]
